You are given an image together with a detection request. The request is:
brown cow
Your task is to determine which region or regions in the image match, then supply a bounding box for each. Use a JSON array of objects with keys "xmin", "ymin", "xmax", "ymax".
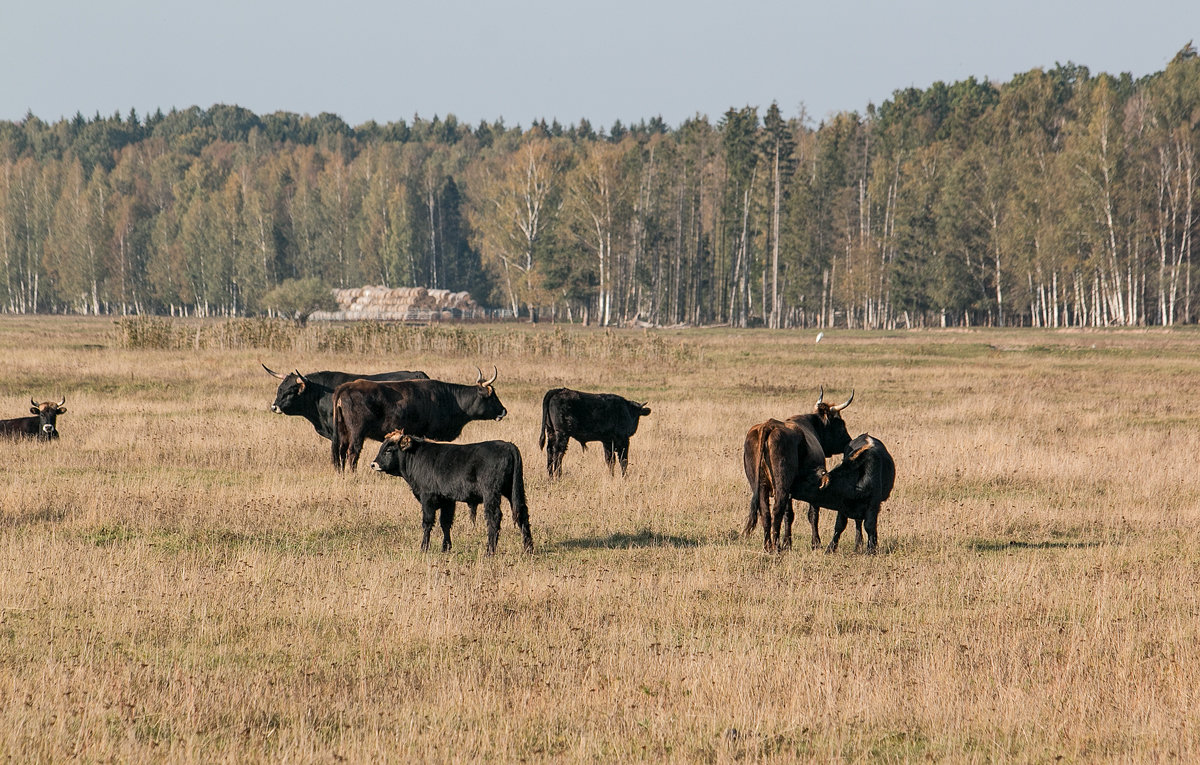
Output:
[
  {"xmin": 743, "ymin": 389, "xmax": 853, "ymax": 552},
  {"xmin": 331, "ymin": 367, "xmax": 507, "ymax": 472}
]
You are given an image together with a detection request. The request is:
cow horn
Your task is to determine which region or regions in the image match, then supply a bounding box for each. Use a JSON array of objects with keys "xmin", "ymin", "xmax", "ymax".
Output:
[
  {"xmin": 832, "ymin": 390, "xmax": 855, "ymax": 411},
  {"xmin": 30, "ymin": 398, "xmax": 37, "ymax": 408},
  {"xmin": 815, "ymin": 386, "xmax": 824, "ymax": 407},
  {"xmin": 57, "ymin": 396, "xmax": 65, "ymax": 408},
  {"xmin": 262, "ymin": 362, "xmax": 287, "ymax": 380},
  {"xmin": 475, "ymin": 367, "xmax": 484, "ymax": 384},
  {"xmin": 293, "ymin": 369, "xmax": 308, "ymax": 383},
  {"xmin": 484, "ymin": 365, "xmax": 498, "ymax": 386}
]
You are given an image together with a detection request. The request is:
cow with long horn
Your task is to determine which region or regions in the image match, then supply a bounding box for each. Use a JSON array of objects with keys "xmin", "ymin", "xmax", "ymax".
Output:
[
  {"xmin": 262, "ymin": 362, "xmax": 428, "ymax": 441},
  {"xmin": 742, "ymin": 388, "xmax": 854, "ymax": 552},
  {"xmin": 331, "ymin": 367, "xmax": 508, "ymax": 472}
]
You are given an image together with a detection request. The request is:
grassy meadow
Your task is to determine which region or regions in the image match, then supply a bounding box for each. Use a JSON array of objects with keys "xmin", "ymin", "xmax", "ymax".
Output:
[{"xmin": 1, "ymin": 317, "xmax": 1199, "ymax": 762}]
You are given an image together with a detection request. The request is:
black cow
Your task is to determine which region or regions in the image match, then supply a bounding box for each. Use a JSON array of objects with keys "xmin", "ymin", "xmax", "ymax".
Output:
[
  {"xmin": 537, "ymin": 388, "xmax": 651, "ymax": 478},
  {"xmin": 791, "ymin": 433, "xmax": 895, "ymax": 554},
  {"xmin": 369, "ymin": 431, "xmax": 533, "ymax": 555},
  {"xmin": 0, "ymin": 398, "xmax": 67, "ymax": 440},
  {"xmin": 263, "ymin": 364, "xmax": 429, "ymax": 440},
  {"xmin": 743, "ymin": 388, "xmax": 854, "ymax": 552},
  {"xmin": 332, "ymin": 367, "xmax": 507, "ymax": 472}
]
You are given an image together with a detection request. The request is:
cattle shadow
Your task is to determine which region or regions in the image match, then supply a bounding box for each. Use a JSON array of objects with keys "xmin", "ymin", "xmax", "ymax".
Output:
[
  {"xmin": 969, "ymin": 538, "xmax": 1101, "ymax": 553},
  {"xmin": 0, "ymin": 506, "xmax": 69, "ymax": 528},
  {"xmin": 557, "ymin": 528, "xmax": 704, "ymax": 550}
]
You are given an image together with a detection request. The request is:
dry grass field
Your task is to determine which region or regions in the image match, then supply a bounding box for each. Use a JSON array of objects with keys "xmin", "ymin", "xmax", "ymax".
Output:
[{"xmin": 1, "ymin": 317, "xmax": 1199, "ymax": 762}]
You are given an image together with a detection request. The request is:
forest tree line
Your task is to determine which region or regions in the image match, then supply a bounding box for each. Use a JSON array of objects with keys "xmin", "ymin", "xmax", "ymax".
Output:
[{"xmin": 1, "ymin": 44, "xmax": 1198, "ymax": 328}]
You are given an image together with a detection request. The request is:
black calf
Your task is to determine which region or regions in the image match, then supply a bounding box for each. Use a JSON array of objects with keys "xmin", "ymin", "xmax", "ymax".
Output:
[
  {"xmin": 793, "ymin": 433, "xmax": 895, "ymax": 554},
  {"xmin": 370, "ymin": 432, "xmax": 533, "ymax": 555}
]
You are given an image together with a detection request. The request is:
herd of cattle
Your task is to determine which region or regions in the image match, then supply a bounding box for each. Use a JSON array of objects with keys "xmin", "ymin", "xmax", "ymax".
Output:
[
  {"xmin": 2, "ymin": 365, "xmax": 894, "ymax": 556},
  {"xmin": 259, "ymin": 362, "xmax": 894, "ymax": 555}
]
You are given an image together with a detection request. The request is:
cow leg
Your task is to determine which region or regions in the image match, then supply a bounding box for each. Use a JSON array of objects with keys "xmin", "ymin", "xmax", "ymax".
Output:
[
  {"xmin": 779, "ymin": 504, "xmax": 795, "ymax": 551},
  {"xmin": 331, "ymin": 433, "xmax": 345, "ymax": 472},
  {"xmin": 511, "ymin": 500, "xmax": 534, "ymax": 554},
  {"xmin": 853, "ymin": 519, "xmax": 865, "ymax": 553},
  {"xmin": 807, "ymin": 503, "xmax": 822, "ymax": 550},
  {"xmin": 419, "ymin": 496, "xmax": 438, "ymax": 552},
  {"xmin": 346, "ymin": 435, "xmax": 366, "ymax": 472},
  {"xmin": 863, "ymin": 506, "xmax": 879, "ymax": 554},
  {"xmin": 483, "ymin": 498, "xmax": 502, "ymax": 555},
  {"xmin": 601, "ymin": 443, "xmax": 617, "ymax": 475},
  {"xmin": 545, "ymin": 433, "xmax": 558, "ymax": 478},
  {"xmin": 547, "ymin": 434, "xmax": 559, "ymax": 477},
  {"xmin": 548, "ymin": 433, "xmax": 568, "ymax": 479},
  {"xmin": 614, "ymin": 438, "xmax": 630, "ymax": 477},
  {"xmin": 768, "ymin": 493, "xmax": 790, "ymax": 553},
  {"xmin": 439, "ymin": 499, "xmax": 457, "ymax": 552},
  {"xmin": 754, "ymin": 485, "xmax": 774, "ymax": 552},
  {"xmin": 826, "ymin": 512, "xmax": 849, "ymax": 554}
]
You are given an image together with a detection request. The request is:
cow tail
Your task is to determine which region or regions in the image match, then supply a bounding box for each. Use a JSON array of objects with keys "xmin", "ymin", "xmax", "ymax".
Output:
[
  {"xmin": 330, "ymin": 389, "xmax": 345, "ymax": 472},
  {"xmin": 744, "ymin": 424, "xmax": 774, "ymax": 536},
  {"xmin": 510, "ymin": 446, "xmax": 530, "ymax": 529},
  {"xmin": 537, "ymin": 389, "xmax": 556, "ymax": 450}
]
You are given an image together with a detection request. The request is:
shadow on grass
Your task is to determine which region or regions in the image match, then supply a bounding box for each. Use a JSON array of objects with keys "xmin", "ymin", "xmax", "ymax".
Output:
[
  {"xmin": 969, "ymin": 538, "xmax": 1101, "ymax": 553},
  {"xmin": 0, "ymin": 506, "xmax": 69, "ymax": 528},
  {"xmin": 72, "ymin": 523, "xmax": 410, "ymax": 553},
  {"xmin": 557, "ymin": 528, "xmax": 704, "ymax": 550}
]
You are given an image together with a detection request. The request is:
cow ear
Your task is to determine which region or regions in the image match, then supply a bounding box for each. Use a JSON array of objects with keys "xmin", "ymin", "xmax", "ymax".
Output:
[
  {"xmin": 480, "ymin": 386, "xmax": 493, "ymax": 398},
  {"xmin": 847, "ymin": 444, "xmax": 871, "ymax": 461},
  {"xmin": 29, "ymin": 406, "xmax": 39, "ymax": 415},
  {"xmin": 399, "ymin": 435, "xmax": 415, "ymax": 451},
  {"xmin": 56, "ymin": 406, "xmax": 67, "ymax": 414},
  {"xmin": 641, "ymin": 406, "xmax": 651, "ymax": 416}
]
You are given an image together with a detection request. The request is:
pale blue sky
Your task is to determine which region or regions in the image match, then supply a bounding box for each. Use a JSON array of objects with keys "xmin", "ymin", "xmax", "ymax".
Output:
[{"xmin": 2, "ymin": 1, "xmax": 1195, "ymax": 129}]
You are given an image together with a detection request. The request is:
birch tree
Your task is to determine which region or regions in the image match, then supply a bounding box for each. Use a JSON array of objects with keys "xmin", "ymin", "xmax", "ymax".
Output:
[{"xmin": 467, "ymin": 133, "xmax": 566, "ymax": 317}]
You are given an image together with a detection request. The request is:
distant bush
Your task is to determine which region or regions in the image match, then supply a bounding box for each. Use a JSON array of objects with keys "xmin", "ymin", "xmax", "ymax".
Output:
[{"xmin": 113, "ymin": 318, "xmax": 695, "ymax": 363}]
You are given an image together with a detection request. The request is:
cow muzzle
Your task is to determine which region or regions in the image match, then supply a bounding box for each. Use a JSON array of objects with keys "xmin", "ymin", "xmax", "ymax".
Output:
[
  {"xmin": 270, "ymin": 405, "xmax": 281, "ymax": 414},
  {"xmin": 369, "ymin": 462, "xmax": 383, "ymax": 472},
  {"xmin": 496, "ymin": 409, "xmax": 507, "ymax": 421}
]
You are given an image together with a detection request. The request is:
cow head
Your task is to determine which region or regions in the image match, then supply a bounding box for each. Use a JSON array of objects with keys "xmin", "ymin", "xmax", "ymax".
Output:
[
  {"xmin": 626, "ymin": 400, "xmax": 651, "ymax": 433},
  {"xmin": 263, "ymin": 363, "xmax": 314, "ymax": 415},
  {"xmin": 30, "ymin": 397, "xmax": 66, "ymax": 440},
  {"xmin": 465, "ymin": 366, "xmax": 507, "ymax": 421},
  {"xmin": 370, "ymin": 430, "xmax": 424, "ymax": 474},
  {"xmin": 812, "ymin": 386, "xmax": 854, "ymax": 456}
]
